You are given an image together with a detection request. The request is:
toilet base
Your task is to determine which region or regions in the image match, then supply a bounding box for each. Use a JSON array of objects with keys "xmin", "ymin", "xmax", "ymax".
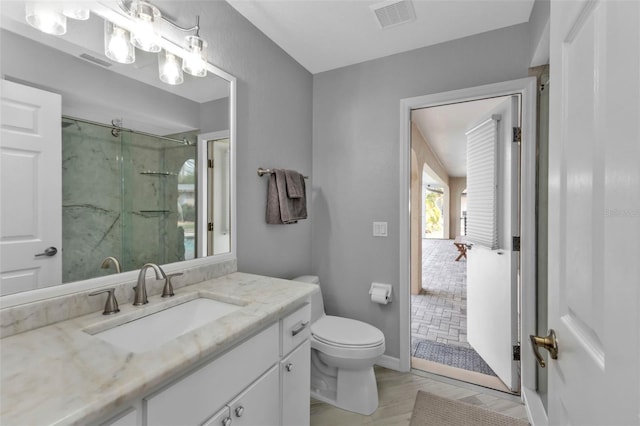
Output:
[{"xmin": 311, "ymin": 366, "xmax": 379, "ymax": 415}]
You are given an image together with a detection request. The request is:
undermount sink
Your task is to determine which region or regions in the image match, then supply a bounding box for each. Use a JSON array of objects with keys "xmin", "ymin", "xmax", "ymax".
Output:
[{"xmin": 90, "ymin": 298, "xmax": 242, "ymax": 353}]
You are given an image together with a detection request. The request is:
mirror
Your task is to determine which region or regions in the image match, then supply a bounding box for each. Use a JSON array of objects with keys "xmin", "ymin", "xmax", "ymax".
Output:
[{"xmin": 0, "ymin": 1, "xmax": 235, "ymax": 297}]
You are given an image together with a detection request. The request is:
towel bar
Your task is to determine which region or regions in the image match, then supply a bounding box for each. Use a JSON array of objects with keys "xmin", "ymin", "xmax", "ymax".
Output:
[{"xmin": 257, "ymin": 167, "xmax": 308, "ymax": 179}]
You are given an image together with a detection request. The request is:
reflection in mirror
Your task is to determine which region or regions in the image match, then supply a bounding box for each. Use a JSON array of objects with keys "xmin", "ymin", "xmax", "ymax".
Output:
[{"xmin": 0, "ymin": 1, "xmax": 234, "ymax": 296}]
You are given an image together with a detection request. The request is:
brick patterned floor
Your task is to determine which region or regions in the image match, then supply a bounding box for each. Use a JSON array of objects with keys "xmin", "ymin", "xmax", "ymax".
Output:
[{"xmin": 411, "ymin": 238, "xmax": 470, "ymax": 349}]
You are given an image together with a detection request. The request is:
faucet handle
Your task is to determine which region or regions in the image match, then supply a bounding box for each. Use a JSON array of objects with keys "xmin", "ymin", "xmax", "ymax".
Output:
[
  {"xmin": 162, "ymin": 272, "xmax": 183, "ymax": 298},
  {"xmin": 89, "ymin": 288, "xmax": 120, "ymax": 315}
]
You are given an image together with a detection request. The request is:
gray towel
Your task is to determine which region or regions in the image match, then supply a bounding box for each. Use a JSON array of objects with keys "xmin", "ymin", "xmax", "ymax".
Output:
[
  {"xmin": 266, "ymin": 169, "xmax": 307, "ymax": 224},
  {"xmin": 285, "ymin": 169, "xmax": 304, "ymax": 198}
]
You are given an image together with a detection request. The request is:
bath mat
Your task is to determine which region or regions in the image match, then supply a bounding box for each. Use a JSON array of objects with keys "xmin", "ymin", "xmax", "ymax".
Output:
[
  {"xmin": 409, "ymin": 391, "xmax": 529, "ymax": 426},
  {"xmin": 412, "ymin": 339, "xmax": 497, "ymax": 377}
]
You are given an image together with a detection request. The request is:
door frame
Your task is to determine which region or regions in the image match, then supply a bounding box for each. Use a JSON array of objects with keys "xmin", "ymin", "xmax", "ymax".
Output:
[
  {"xmin": 197, "ymin": 130, "xmax": 230, "ymax": 258},
  {"xmin": 398, "ymin": 77, "xmax": 540, "ymax": 412}
]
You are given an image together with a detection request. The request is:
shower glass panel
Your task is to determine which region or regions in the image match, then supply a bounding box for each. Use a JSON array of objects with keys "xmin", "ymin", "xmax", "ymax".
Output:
[{"xmin": 61, "ymin": 117, "xmax": 197, "ymax": 283}]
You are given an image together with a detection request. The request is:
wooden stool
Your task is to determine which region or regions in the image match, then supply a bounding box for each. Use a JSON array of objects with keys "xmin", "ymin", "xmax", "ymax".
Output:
[{"xmin": 453, "ymin": 236, "xmax": 467, "ymax": 261}]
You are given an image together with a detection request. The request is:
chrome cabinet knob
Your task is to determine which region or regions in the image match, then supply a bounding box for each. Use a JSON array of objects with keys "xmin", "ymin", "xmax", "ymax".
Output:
[
  {"xmin": 286, "ymin": 363, "xmax": 293, "ymax": 372},
  {"xmin": 235, "ymin": 406, "xmax": 244, "ymax": 417},
  {"xmin": 222, "ymin": 417, "xmax": 232, "ymax": 426}
]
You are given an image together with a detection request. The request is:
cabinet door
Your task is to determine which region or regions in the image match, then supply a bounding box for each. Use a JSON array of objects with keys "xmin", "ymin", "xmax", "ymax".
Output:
[
  {"xmin": 201, "ymin": 407, "xmax": 230, "ymax": 426},
  {"xmin": 228, "ymin": 365, "xmax": 280, "ymax": 426},
  {"xmin": 281, "ymin": 340, "xmax": 310, "ymax": 426},
  {"xmin": 145, "ymin": 323, "xmax": 279, "ymax": 425}
]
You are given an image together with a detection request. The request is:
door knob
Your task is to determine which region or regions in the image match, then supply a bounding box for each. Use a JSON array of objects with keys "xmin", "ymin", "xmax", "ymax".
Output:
[
  {"xmin": 529, "ymin": 329, "xmax": 559, "ymax": 368},
  {"xmin": 35, "ymin": 246, "xmax": 57, "ymax": 257}
]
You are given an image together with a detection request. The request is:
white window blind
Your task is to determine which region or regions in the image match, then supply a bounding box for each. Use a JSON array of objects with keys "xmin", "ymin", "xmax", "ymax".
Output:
[{"xmin": 466, "ymin": 116, "xmax": 500, "ymax": 249}]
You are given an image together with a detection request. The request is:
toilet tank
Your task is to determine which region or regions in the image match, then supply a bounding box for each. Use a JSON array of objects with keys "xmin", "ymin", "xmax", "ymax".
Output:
[{"xmin": 292, "ymin": 275, "xmax": 324, "ymax": 323}]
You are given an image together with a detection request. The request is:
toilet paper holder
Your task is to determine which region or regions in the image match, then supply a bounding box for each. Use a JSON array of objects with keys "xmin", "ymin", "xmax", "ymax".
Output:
[{"xmin": 369, "ymin": 282, "xmax": 392, "ymax": 304}]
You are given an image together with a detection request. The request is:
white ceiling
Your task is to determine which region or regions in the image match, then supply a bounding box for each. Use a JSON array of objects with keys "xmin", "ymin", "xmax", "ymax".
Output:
[
  {"xmin": 226, "ymin": 0, "xmax": 535, "ymax": 74},
  {"xmin": 412, "ymin": 96, "xmax": 509, "ymax": 178}
]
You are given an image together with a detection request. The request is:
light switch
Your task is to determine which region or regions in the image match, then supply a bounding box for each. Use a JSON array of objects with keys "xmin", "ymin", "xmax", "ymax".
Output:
[{"xmin": 373, "ymin": 222, "xmax": 388, "ymax": 237}]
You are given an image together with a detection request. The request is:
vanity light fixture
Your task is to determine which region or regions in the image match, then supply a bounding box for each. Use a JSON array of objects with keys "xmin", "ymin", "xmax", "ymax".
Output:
[
  {"xmin": 25, "ymin": 2, "xmax": 67, "ymax": 35},
  {"xmin": 24, "ymin": 1, "xmax": 209, "ymax": 85},
  {"xmin": 182, "ymin": 33, "xmax": 208, "ymax": 77},
  {"xmin": 158, "ymin": 50, "xmax": 184, "ymax": 85},
  {"xmin": 129, "ymin": 1, "xmax": 161, "ymax": 53},
  {"xmin": 104, "ymin": 21, "xmax": 135, "ymax": 64}
]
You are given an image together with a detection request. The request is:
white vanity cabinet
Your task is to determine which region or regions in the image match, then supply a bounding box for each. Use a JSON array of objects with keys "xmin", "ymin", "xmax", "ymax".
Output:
[{"xmin": 100, "ymin": 303, "xmax": 311, "ymax": 426}]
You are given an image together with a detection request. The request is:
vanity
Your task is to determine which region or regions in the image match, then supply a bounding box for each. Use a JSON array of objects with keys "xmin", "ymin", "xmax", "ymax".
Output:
[
  {"xmin": 0, "ymin": 270, "xmax": 316, "ymax": 426},
  {"xmin": 0, "ymin": 3, "xmax": 316, "ymax": 424}
]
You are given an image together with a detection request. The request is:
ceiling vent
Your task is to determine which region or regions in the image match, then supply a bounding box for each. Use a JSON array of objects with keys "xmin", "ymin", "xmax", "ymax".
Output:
[{"xmin": 371, "ymin": 0, "xmax": 416, "ymax": 29}]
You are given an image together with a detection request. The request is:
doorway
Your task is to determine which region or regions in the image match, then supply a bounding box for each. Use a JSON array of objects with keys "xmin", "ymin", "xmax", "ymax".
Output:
[
  {"xmin": 410, "ymin": 95, "xmax": 519, "ymax": 393},
  {"xmin": 399, "ymin": 78, "xmax": 538, "ymax": 398}
]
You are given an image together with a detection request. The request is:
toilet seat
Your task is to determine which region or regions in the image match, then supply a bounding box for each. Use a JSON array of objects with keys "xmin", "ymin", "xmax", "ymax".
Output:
[{"xmin": 311, "ymin": 315, "xmax": 385, "ymax": 348}]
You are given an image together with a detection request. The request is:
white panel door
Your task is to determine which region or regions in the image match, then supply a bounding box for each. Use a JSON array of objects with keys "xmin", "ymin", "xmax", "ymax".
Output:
[
  {"xmin": 0, "ymin": 80, "xmax": 62, "ymax": 295},
  {"xmin": 546, "ymin": 0, "xmax": 640, "ymax": 424},
  {"xmin": 466, "ymin": 97, "xmax": 520, "ymax": 392}
]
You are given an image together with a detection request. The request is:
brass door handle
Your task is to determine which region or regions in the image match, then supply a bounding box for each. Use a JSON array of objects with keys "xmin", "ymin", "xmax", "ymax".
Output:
[{"xmin": 529, "ymin": 329, "xmax": 559, "ymax": 368}]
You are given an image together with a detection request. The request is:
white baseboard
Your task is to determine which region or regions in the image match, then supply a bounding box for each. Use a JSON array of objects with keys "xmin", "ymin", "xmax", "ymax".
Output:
[{"xmin": 376, "ymin": 355, "xmax": 401, "ymax": 371}]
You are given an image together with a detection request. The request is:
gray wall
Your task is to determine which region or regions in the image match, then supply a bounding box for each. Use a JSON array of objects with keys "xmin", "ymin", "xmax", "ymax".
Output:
[
  {"xmin": 203, "ymin": 2, "xmax": 313, "ymax": 277},
  {"xmin": 311, "ymin": 23, "xmax": 532, "ymax": 359}
]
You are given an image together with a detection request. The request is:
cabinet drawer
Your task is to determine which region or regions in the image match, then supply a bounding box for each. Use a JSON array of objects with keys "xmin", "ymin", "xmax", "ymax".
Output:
[
  {"xmin": 281, "ymin": 304, "xmax": 310, "ymax": 356},
  {"xmin": 145, "ymin": 323, "xmax": 279, "ymax": 426}
]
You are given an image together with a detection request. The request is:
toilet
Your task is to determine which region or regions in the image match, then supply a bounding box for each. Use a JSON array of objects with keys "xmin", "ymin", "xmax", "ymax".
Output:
[{"xmin": 293, "ymin": 275, "xmax": 385, "ymax": 415}]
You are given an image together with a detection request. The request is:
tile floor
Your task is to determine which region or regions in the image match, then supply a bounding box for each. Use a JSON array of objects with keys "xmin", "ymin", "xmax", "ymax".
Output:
[
  {"xmin": 310, "ymin": 366, "xmax": 528, "ymax": 425},
  {"xmin": 411, "ymin": 238, "xmax": 469, "ymax": 349}
]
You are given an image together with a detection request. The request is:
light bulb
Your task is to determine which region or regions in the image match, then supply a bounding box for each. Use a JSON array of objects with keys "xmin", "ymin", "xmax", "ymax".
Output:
[
  {"xmin": 159, "ymin": 51, "xmax": 183, "ymax": 85},
  {"xmin": 130, "ymin": 1, "xmax": 161, "ymax": 53},
  {"xmin": 62, "ymin": 3, "xmax": 90, "ymax": 20},
  {"xmin": 182, "ymin": 35, "xmax": 208, "ymax": 77},
  {"xmin": 105, "ymin": 21, "xmax": 135, "ymax": 64},
  {"xmin": 25, "ymin": 3, "xmax": 66, "ymax": 35}
]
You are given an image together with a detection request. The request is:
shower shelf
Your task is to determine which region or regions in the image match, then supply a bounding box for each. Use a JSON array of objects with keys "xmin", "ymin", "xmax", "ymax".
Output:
[{"xmin": 140, "ymin": 171, "xmax": 177, "ymax": 176}]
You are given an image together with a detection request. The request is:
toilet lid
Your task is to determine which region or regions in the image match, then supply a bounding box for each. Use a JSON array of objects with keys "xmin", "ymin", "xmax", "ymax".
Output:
[{"xmin": 311, "ymin": 316, "xmax": 384, "ymax": 348}]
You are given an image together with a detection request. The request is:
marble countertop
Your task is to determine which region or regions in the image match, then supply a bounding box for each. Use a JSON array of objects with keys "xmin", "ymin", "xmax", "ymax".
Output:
[{"xmin": 0, "ymin": 272, "xmax": 317, "ymax": 426}]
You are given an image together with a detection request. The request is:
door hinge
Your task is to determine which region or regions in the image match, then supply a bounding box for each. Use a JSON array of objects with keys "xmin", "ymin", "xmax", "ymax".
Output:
[
  {"xmin": 208, "ymin": 222, "xmax": 213, "ymax": 232},
  {"xmin": 513, "ymin": 345, "xmax": 521, "ymax": 361},
  {"xmin": 208, "ymin": 159, "xmax": 213, "ymax": 169},
  {"xmin": 512, "ymin": 236, "xmax": 521, "ymax": 252},
  {"xmin": 512, "ymin": 126, "xmax": 521, "ymax": 143}
]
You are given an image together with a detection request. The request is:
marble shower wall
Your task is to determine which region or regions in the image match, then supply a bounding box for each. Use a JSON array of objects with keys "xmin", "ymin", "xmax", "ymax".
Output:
[{"xmin": 62, "ymin": 120, "xmax": 197, "ymax": 283}]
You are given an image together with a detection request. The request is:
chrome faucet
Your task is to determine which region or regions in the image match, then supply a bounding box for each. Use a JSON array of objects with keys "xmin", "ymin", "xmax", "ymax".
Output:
[
  {"xmin": 133, "ymin": 263, "xmax": 167, "ymax": 306},
  {"xmin": 101, "ymin": 256, "xmax": 122, "ymax": 274}
]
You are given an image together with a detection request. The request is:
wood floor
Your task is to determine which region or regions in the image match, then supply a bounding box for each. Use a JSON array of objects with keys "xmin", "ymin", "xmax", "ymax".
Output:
[{"xmin": 310, "ymin": 367, "xmax": 528, "ymax": 425}]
